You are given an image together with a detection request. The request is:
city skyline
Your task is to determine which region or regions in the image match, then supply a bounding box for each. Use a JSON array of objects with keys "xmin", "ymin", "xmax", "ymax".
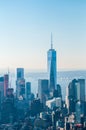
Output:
[{"xmin": 0, "ymin": 0, "xmax": 86, "ymax": 70}]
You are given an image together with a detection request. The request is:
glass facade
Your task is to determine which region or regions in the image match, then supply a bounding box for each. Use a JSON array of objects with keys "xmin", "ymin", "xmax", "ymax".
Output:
[
  {"xmin": 17, "ymin": 68, "xmax": 24, "ymax": 80},
  {"xmin": 16, "ymin": 68, "xmax": 25, "ymax": 99},
  {"xmin": 47, "ymin": 48, "xmax": 57, "ymax": 91}
]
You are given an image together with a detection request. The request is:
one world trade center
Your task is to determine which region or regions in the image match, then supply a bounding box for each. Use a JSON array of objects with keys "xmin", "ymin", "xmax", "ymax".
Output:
[{"xmin": 47, "ymin": 34, "xmax": 57, "ymax": 92}]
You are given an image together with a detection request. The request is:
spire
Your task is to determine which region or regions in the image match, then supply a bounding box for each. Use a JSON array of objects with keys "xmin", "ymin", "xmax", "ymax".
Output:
[{"xmin": 51, "ymin": 32, "xmax": 53, "ymax": 49}]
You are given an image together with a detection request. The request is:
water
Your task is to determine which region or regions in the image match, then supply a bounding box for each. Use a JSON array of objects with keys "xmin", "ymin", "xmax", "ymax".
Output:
[{"xmin": 3, "ymin": 70, "xmax": 86, "ymax": 100}]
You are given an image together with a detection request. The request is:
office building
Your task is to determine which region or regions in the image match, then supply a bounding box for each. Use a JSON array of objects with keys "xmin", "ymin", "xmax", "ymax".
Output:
[
  {"xmin": 66, "ymin": 79, "xmax": 79, "ymax": 113},
  {"xmin": 16, "ymin": 78, "xmax": 25, "ymax": 99},
  {"xmin": 75, "ymin": 101, "xmax": 82, "ymax": 124},
  {"xmin": 0, "ymin": 77, "xmax": 4, "ymax": 105},
  {"xmin": 78, "ymin": 79, "xmax": 85, "ymax": 102},
  {"xmin": 53, "ymin": 84, "xmax": 62, "ymax": 98},
  {"xmin": 17, "ymin": 68, "xmax": 24, "ymax": 80},
  {"xmin": 66, "ymin": 79, "xmax": 85, "ymax": 114},
  {"xmin": 16, "ymin": 68, "xmax": 25, "ymax": 99},
  {"xmin": 26, "ymin": 82, "xmax": 31, "ymax": 100},
  {"xmin": 38, "ymin": 79, "xmax": 49, "ymax": 104},
  {"xmin": 47, "ymin": 35, "xmax": 57, "ymax": 92},
  {"xmin": 4, "ymin": 74, "xmax": 9, "ymax": 97}
]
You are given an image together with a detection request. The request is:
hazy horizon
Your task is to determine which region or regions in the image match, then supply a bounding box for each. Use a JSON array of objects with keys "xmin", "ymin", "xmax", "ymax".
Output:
[{"xmin": 0, "ymin": 67, "xmax": 86, "ymax": 75}]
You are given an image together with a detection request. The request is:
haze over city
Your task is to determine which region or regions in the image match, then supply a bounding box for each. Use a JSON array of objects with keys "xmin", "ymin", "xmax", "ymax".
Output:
[{"xmin": 0, "ymin": 0, "xmax": 86, "ymax": 70}]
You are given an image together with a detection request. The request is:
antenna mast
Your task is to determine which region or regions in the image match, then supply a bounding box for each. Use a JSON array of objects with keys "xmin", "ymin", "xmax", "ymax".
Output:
[{"xmin": 51, "ymin": 33, "xmax": 53, "ymax": 49}]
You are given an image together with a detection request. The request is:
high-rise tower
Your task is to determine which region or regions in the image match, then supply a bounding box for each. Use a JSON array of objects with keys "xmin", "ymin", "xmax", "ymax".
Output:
[
  {"xmin": 47, "ymin": 34, "xmax": 57, "ymax": 92},
  {"xmin": 38, "ymin": 79, "xmax": 49, "ymax": 104},
  {"xmin": 17, "ymin": 68, "xmax": 24, "ymax": 80},
  {"xmin": 4, "ymin": 74, "xmax": 9, "ymax": 97},
  {"xmin": 66, "ymin": 79, "xmax": 85, "ymax": 114},
  {"xmin": 16, "ymin": 68, "xmax": 25, "ymax": 99}
]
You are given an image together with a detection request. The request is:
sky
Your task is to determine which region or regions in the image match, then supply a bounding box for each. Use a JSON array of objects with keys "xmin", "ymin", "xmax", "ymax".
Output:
[{"xmin": 0, "ymin": 0, "xmax": 86, "ymax": 71}]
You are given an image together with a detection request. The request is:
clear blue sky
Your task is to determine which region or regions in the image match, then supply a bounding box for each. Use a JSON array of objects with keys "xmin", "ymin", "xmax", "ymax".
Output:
[{"xmin": 0, "ymin": 0, "xmax": 86, "ymax": 70}]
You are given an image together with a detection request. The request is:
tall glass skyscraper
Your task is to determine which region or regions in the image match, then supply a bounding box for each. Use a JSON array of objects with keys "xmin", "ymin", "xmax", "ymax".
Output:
[
  {"xmin": 16, "ymin": 68, "xmax": 25, "ymax": 99},
  {"xmin": 17, "ymin": 68, "xmax": 24, "ymax": 80},
  {"xmin": 47, "ymin": 35, "xmax": 57, "ymax": 92}
]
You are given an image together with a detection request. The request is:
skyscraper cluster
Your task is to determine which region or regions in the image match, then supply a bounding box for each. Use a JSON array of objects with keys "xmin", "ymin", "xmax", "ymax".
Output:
[
  {"xmin": 38, "ymin": 36, "xmax": 62, "ymax": 108},
  {"xmin": 0, "ymin": 36, "xmax": 86, "ymax": 129},
  {"xmin": 66, "ymin": 79, "xmax": 85, "ymax": 123},
  {"xmin": 16, "ymin": 68, "xmax": 33, "ymax": 101}
]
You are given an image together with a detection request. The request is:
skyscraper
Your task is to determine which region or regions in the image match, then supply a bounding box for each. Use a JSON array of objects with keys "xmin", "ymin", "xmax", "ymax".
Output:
[
  {"xmin": 4, "ymin": 74, "xmax": 9, "ymax": 97},
  {"xmin": 16, "ymin": 68, "xmax": 25, "ymax": 99},
  {"xmin": 26, "ymin": 82, "xmax": 31, "ymax": 100},
  {"xmin": 66, "ymin": 79, "xmax": 85, "ymax": 114},
  {"xmin": 0, "ymin": 77, "xmax": 4, "ymax": 103},
  {"xmin": 38, "ymin": 79, "xmax": 49, "ymax": 104},
  {"xmin": 47, "ymin": 34, "xmax": 57, "ymax": 92},
  {"xmin": 78, "ymin": 79, "xmax": 85, "ymax": 102},
  {"xmin": 17, "ymin": 68, "xmax": 24, "ymax": 80},
  {"xmin": 53, "ymin": 84, "xmax": 62, "ymax": 98}
]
